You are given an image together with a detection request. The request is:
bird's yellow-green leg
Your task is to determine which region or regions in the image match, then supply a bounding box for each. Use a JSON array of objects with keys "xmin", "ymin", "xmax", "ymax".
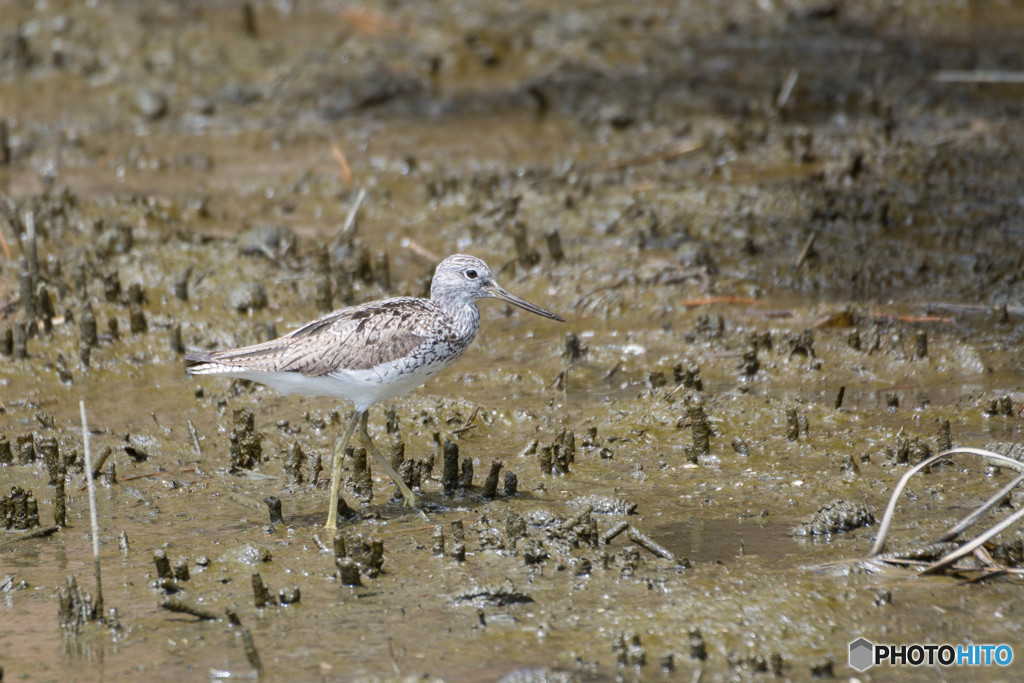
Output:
[
  {"xmin": 326, "ymin": 411, "xmax": 361, "ymax": 530},
  {"xmin": 357, "ymin": 412, "xmax": 427, "ymax": 519}
]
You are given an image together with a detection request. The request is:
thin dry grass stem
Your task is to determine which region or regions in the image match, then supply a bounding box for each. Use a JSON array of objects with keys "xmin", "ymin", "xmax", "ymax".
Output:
[
  {"xmin": 330, "ymin": 143, "xmax": 353, "ymax": 184},
  {"xmin": 938, "ymin": 470, "xmax": 1024, "ymax": 542},
  {"xmin": 921, "ymin": 506, "xmax": 1024, "ymax": 576},
  {"xmin": 871, "ymin": 447, "xmax": 1024, "ymax": 557},
  {"xmin": 867, "ymin": 447, "xmax": 1024, "ymax": 578},
  {"xmin": 451, "ymin": 406, "xmax": 481, "ymax": 436},
  {"xmin": 963, "ymin": 546, "xmax": 1010, "ymax": 580},
  {"xmin": 80, "ymin": 400, "xmax": 104, "ymax": 615},
  {"xmin": 387, "ymin": 636, "xmax": 402, "ymax": 675},
  {"xmin": 960, "ymin": 547, "xmax": 1024, "ymax": 582},
  {"xmin": 331, "ymin": 187, "xmax": 366, "ymax": 245},
  {"xmin": 775, "ymin": 69, "xmax": 800, "ymax": 109},
  {"xmin": 663, "ymin": 383, "xmax": 685, "ymax": 402},
  {"xmin": 402, "ymin": 238, "xmax": 440, "ymax": 263},
  {"xmin": 257, "ymin": 243, "xmax": 291, "ymax": 272},
  {"xmin": 793, "ymin": 230, "xmax": 816, "ymax": 269}
]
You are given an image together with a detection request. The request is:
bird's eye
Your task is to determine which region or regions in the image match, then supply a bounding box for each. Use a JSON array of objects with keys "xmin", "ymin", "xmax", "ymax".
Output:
[{"xmin": 465, "ymin": 269, "xmax": 478, "ymax": 279}]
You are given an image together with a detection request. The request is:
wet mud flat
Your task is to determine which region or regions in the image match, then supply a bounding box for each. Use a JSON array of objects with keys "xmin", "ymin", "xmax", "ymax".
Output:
[{"xmin": 2, "ymin": 0, "xmax": 1024, "ymax": 680}]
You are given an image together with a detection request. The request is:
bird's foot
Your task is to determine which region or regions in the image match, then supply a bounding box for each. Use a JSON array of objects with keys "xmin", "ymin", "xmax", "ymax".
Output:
[{"xmin": 399, "ymin": 488, "xmax": 429, "ymax": 521}]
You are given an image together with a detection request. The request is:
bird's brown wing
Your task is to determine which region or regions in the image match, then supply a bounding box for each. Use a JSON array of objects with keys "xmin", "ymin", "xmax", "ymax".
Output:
[
  {"xmin": 282, "ymin": 299, "xmax": 446, "ymax": 375},
  {"xmin": 186, "ymin": 298, "xmax": 450, "ymax": 376},
  {"xmin": 184, "ymin": 337, "xmax": 293, "ymax": 373}
]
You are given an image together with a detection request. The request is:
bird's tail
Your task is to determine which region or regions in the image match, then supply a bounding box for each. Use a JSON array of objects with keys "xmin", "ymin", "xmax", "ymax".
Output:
[{"xmin": 184, "ymin": 351, "xmax": 234, "ymax": 376}]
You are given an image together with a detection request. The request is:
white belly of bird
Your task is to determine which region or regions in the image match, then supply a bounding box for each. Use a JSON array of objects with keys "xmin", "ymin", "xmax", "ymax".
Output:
[{"xmin": 223, "ymin": 350, "xmax": 461, "ymax": 412}]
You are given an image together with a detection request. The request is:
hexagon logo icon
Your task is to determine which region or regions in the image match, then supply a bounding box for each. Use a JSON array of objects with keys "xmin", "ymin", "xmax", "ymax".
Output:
[{"xmin": 849, "ymin": 638, "xmax": 874, "ymax": 671}]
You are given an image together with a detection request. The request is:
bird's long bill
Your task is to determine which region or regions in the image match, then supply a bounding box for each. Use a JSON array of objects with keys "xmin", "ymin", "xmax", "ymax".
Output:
[{"xmin": 487, "ymin": 283, "xmax": 565, "ymax": 322}]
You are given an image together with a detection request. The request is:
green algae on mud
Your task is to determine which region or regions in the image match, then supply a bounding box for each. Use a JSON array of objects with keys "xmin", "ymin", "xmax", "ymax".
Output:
[{"xmin": 3, "ymin": 0, "xmax": 1024, "ymax": 680}]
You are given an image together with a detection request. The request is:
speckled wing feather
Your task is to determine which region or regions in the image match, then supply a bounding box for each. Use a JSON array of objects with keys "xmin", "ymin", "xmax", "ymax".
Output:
[
  {"xmin": 185, "ymin": 298, "xmax": 455, "ymax": 376},
  {"xmin": 280, "ymin": 298, "xmax": 453, "ymax": 375},
  {"xmin": 184, "ymin": 337, "xmax": 292, "ymax": 373}
]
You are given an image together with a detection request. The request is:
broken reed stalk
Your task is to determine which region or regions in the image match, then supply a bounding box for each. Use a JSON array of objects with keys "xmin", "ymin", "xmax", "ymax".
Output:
[
  {"xmin": 80, "ymin": 400, "xmax": 104, "ymax": 615},
  {"xmin": 938, "ymin": 470, "xmax": 1024, "ymax": 542},
  {"xmin": 869, "ymin": 447, "xmax": 1024, "ymax": 558},
  {"xmin": 331, "ymin": 187, "xmax": 366, "ymax": 244},
  {"xmin": 921, "ymin": 504, "xmax": 1024, "ymax": 576}
]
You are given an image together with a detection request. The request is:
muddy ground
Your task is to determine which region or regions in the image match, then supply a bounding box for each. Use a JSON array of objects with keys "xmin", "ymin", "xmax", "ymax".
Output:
[{"xmin": 2, "ymin": 0, "xmax": 1024, "ymax": 680}]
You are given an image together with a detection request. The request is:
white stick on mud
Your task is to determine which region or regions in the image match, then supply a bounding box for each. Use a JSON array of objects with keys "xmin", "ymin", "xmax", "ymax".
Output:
[{"xmin": 80, "ymin": 400, "xmax": 104, "ymax": 615}]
